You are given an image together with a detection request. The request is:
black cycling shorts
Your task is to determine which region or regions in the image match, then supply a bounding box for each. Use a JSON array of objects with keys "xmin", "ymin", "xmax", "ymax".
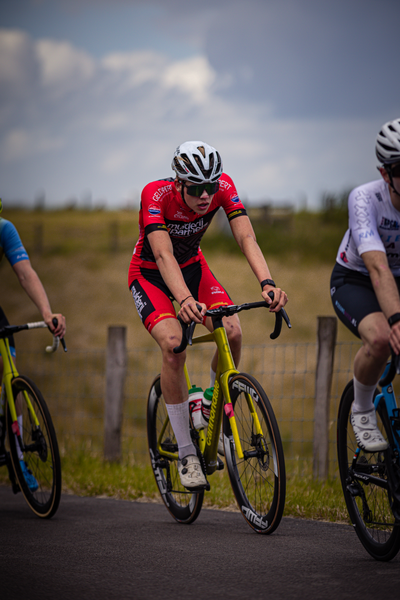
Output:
[
  {"xmin": 330, "ymin": 262, "xmax": 400, "ymax": 338},
  {"xmin": 0, "ymin": 306, "xmax": 16, "ymax": 356}
]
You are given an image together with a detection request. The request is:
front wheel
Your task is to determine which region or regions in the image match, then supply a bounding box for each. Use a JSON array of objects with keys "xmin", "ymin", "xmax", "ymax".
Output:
[
  {"xmin": 224, "ymin": 373, "xmax": 286, "ymax": 534},
  {"xmin": 337, "ymin": 381, "xmax": 400, "ymax": 561},
  {"xmin": 147, "ymin": 375, "xmax": 204, "ymax": 524},
  {"xmin": 6, "ymin": 376, "xmax": 61, "ymax": 518}
]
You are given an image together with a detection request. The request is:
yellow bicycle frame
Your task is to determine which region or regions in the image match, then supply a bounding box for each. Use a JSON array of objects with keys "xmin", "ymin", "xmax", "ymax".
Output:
[
  {"xmin": 157, "ymin": 318, "xmax": 265, "ymax": 476},
  {"xmin": 0, "ymin": 337, "xmax": 40, "ymax": 438}
]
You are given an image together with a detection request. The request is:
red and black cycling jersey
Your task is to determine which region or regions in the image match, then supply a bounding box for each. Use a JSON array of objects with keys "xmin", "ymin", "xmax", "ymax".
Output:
[{"xmin": 128, "ymin": 173, "xmax": 247, "ymax": 287}]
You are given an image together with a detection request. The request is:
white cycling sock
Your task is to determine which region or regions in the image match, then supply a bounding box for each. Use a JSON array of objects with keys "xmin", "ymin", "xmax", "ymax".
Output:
[
  {"xmin": 166, "ymin": 399, "xmax": 196, "ymax": 460},
  {"xmin": 352, "ymin": 376, "xmax": 378, "ymax": 413},
  {"xmin": 16, "ymin": 414, "xmax": 24, "ymax": 461}
]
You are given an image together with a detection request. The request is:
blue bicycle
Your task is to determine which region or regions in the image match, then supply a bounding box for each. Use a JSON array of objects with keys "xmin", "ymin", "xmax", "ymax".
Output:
[{"xmin": 337, "ymin": 353, "xmax": 400, "ymax": 561}]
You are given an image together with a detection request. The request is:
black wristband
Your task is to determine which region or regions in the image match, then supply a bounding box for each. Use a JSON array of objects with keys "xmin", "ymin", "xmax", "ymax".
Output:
[
  {"xmin": 260, "ymin": 279, "xmax": 276, "ymax": 290},
  {"xmin": 180, "ymin": 295, "xmax": 193, "ymax": 306},
  {"xmin": 388, "ymin": 313, "xmax": 400, "ymax": 327}
]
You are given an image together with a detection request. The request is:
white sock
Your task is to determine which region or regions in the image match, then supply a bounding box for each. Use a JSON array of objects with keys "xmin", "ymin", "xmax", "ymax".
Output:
[
  {"xmin": 209, "ymin": 367, "xmax": 216, "ymax": 388},
  {"xmin": 16, "ymin": 415, "xmax": 24, "ymax": 461},
  {"xmin": 352, "ymin": 377, "xmax": 377, "ymax": 413},
  {"xmin": 166, "ymin": 400, "xmax": 196, "ymax": 459}
]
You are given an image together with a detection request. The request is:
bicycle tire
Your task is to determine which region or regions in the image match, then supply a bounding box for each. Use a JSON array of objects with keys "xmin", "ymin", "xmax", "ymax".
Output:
[
  {"xmin": 6, "ymin": 375, "xmax": 61, "ymax": 518},
  {"xmin": 337, "ymin": 381, "xmax": 400, "ymax": 561},
  {"xmin": 147, "ymin": 375, "xmax": 204, "ymax": 524},
  {"xmin": 224, "ymin": 373, "xmax": 286, "ymax": 534}
]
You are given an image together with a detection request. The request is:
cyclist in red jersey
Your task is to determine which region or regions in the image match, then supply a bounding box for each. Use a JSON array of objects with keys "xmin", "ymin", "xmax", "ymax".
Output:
[{"xmin": 129, "ymin": 141, "xmax": 288, "ymax": 490}]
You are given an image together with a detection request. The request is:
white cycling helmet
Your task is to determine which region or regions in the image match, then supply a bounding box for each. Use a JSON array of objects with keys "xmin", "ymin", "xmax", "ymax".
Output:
[
  {"xmin": 171, "ymin": 141, "xmax": 223, "ymax": 184},
  {"xmin": 375, "ymin": 118, "xmax": 400, "ymax": 165}
]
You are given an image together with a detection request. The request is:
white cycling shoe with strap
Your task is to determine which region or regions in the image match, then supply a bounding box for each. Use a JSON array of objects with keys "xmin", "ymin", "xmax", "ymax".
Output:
[
  {"xmin": 177, "ymin": 454, "xmax": 208, "ymax": 490},
  {"xmin": 351, "ymin": 409, "xmax": 389, "ymax": 452}
]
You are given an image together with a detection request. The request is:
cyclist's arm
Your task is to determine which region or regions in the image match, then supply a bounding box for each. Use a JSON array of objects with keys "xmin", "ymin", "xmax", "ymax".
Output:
[
  {"xmin": 12, "ymin": 260, "xmax": 66, "ymax": 337},
  {"xmin": 229, "ymin": 215, "xmax": 288, "ymax": 311},
  {"xmin": 147, "ymin": 229, "xmax": 205, "ymax": 323},
  {"xmin": 362, "ymin": 250, "xmax": 400, "ymax": 353}
]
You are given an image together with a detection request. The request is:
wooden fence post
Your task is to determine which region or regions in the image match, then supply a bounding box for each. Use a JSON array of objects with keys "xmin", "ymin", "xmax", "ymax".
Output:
[
  {"xmin": 104, "ymin": 326, "xmax": 127, "ymax": 461},
  {"xmin": 313, "ymin": 316, "xmax": 337, "ymax": 480}
]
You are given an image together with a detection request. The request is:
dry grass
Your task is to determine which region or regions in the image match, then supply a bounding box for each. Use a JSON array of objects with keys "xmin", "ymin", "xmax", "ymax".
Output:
[{"xmin": 0, "ymin": 209, "xmax": 353, "ymax": 352}]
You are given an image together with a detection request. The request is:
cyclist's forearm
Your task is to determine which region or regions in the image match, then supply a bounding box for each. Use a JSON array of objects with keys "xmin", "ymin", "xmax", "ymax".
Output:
[
  {"xmin": 155, "ymin": 253, "xmax": 192, "ymax": 305},
  {"xmin": 13, "ymin": 261, "xmax": 53, "ymax": 320},
  {"xmin": 240, "ymin": 234, "xmax": 274, "ymax": 284}
]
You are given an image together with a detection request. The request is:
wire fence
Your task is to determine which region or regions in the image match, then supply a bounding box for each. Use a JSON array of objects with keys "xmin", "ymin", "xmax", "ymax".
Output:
[{"xmin": 15, "ymin": 340, "xmax": 362, "ymax": 477}]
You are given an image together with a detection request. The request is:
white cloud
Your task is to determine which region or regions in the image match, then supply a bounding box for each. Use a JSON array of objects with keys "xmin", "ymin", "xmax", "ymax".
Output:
[
  {"xmin": 0, "ymin": 24, "xmax": 387, "ymax": 209},
  {"xmin": 36, "ymin": 38, "xmax": 95, "ymax": 94},
  {"xmin": 162, "ymin": 56, "xmax": 216, "ymax": 103}
]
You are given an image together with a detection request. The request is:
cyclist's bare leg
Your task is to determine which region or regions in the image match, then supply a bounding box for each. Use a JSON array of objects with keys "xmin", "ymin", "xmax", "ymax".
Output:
[
  {"xmin": 150, "ymin": 318, "xmax": 188, "ymax": 405},
  {"xmin": 205, "ymin": 313, "xmax": 242, "ymax": 372},
  {"xmin": 150, "ymin": 318, "xmax": 207, "ymax": 478},
  {"xmin": 355, "ymin": 312, "xmax": 390, "ymax": 386}
]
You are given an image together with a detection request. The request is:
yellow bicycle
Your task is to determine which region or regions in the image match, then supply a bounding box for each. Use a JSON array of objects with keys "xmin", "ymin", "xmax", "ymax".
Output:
[
  {"xmin": 147, "ymin": 297, "xmax": 291, "ymax": 533},
  {"xmin": 0, "ymin": 318, "xmax": 66, "ymax": 518}
]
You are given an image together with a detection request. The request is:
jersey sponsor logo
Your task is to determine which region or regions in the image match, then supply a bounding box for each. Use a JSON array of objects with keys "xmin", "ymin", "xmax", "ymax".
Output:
[
  {"xmin": 152, "ymin": 185, "xmax": 172, "ymax": 202},
  {"xmin": 173, "ymin": 210, "xmax": 190, "ymax": 221},
  {"xmin": 359, "ymin": 230, "xmax": 374, "ymax": 240},
  {"xmin": 131, "ymin": 284, "xmax": 148, "ymax": 317},
  {"xmin": 376, "ymin": 192, "xmax": 383, "ymax": 202},
  {"xmin": 380, "ymin": 217, "xmax": 400, "ymax": 230},
  {"xmin": 340, "ymin": 251, "xmax": 348, "ymax": 263},
  {"xmin": 148, "ymin": 205, "xmax": 161, "ymax": 216},
  {"xmin": 210, "ymin": 286, "xmax": 224, "ymax": 295},
  {"xmin": 219, "ymin": 179, "xmax": 232, "ymax": 191},
  {"xmin": 154, "ymin": 312, "xmax": 175, "ymax": 323},
  {"xmin": 335, "ymin": 300, "xmax": 357, "ymax": 329},
  {"xmin": 229, "ymin": 194, "xmax": 240, "ymax": 203},
  {"xmin": 227, "ymin": 209, "xmax": 245, "ymax": 220},
  {"xmin": 168, "ymin": 219, "xmax": 206, "ymax": 237}
]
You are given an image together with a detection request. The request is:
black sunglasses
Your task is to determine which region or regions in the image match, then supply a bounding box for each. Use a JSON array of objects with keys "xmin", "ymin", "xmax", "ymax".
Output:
[
  {"xmin": 388, "ymin": 163, "xmax": 400, "ymax": 178},
  {"xmin": 184, "ymin": 181, "xmax": 220, "ymax": 197}
]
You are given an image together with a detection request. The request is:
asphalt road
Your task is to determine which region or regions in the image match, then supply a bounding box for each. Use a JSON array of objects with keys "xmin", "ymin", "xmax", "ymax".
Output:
[{"xmin": 0, "ymin": 484, "xmax": 399, "ymax": 600}]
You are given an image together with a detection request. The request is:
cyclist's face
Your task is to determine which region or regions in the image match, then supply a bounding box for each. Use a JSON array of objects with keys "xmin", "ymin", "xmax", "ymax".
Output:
[
  {"xmin": 176, "ymin": 181, "xmax": 215, "ymax": 214},
  {"xmin": 380, "ymin": 163, "xmax": 400, "ymax": 199}
]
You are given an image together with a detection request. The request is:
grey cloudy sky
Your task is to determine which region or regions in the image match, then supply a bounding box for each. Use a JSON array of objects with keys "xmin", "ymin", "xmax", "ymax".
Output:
[{"xmin": 1, "ymin": 0, "xmax": 399, "ymax": 210}]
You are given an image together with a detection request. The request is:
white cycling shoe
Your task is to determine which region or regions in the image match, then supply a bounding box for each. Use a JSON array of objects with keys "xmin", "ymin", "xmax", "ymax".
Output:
[
  {"xmin": 177, "ymin": 455, "xmax": 207, "ymax": 490},
  {"xmin": 351, "ymin": 409, "xmax": 389, "ymax": 452}
]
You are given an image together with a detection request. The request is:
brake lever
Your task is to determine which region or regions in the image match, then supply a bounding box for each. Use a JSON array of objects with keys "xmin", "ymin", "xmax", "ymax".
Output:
[{"xmin": 266, "ymin": 291, "xmax": 292, "ymax": 339}]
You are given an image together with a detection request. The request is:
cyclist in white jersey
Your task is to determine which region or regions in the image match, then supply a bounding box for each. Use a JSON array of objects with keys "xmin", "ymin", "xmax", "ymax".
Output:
[{"xmin": 331, "ymin": 118, "xmax": 400, "ymax": 451}]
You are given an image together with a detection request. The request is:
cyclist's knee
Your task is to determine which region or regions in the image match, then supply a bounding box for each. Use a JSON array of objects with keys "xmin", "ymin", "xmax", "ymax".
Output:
[{"xmin": 225, "ymin": 319, "xmax": 242, "ymax": 349}]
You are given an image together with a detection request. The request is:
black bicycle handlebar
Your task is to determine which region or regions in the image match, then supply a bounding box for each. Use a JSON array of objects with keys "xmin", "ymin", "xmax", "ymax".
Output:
[
  {"xmin": 173, "ymin": 293, "xmax": 291, "ymax": 354},
  {"xmin": 0, "ymin": 318, "xmax": 67, "ymax": 353},
  {"xmin": 379, "ymin": 348, "xmax": 400, "ymax": 387}
]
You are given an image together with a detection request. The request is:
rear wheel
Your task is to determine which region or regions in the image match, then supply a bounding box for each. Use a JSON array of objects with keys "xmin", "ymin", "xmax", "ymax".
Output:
[
  {"xmin": 224, "ymin": 373, "xmax": 286, "ymax": 534},
  {"xmin": 147, "ymin": 375, "xmax": 204, "ymax": 524},
  {"xmin": 6, "ymin": 376, "xmax": 61, "ymax": 518},
  {"xmin": 337, "ymin": 381, "xmax": 400, "ymax": 561}
]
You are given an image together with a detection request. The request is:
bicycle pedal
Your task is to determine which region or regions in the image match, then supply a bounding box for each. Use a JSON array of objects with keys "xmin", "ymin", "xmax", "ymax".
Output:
[{"xmin": 217, "ymin": 456, "xmax": 224, "ymax": 471}]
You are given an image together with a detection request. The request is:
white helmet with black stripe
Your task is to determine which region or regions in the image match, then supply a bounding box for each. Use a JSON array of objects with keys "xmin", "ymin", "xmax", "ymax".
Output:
[
  {"xmin": 376, "ymin": 118, "xmax": 400, "ymax": 165},
  {"xmin": 172, "ymin": 141, "xmax": 223, "ymax": 183}
]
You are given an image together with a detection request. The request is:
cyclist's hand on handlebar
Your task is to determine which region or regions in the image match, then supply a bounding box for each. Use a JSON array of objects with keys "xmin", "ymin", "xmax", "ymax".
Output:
[
  {"xmin": 389, "ymin": 321, "xmax": 400, "ymax": 355},
  {"xmin": 44, "ymin": 313, "xmax": 66, "ymax": 338},
  {"xmin": 261, "ymin": 287, "xmax": 288, "ymax": 312},
  {"xmin": 178, "ymin": 298, "xmax": 206, "ymax": 324}
]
